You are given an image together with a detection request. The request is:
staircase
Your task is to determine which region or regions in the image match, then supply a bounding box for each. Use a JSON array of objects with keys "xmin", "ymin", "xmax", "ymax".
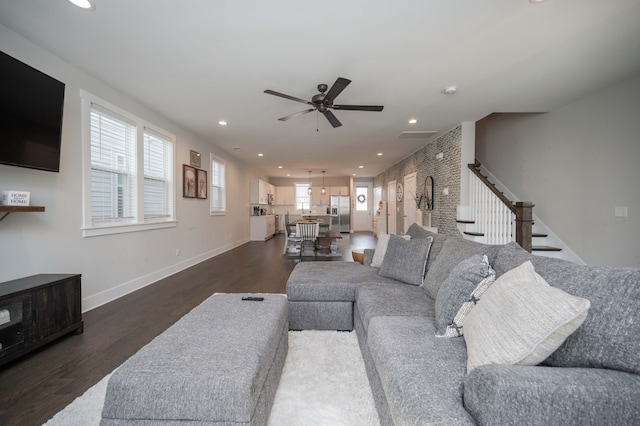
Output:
[{"xmin": 458, "ymin": 161, "xmax": 582, "ymax": 262}]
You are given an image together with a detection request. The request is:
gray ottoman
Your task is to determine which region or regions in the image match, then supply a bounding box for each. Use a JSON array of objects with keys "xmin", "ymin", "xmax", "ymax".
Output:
[
  {"xmin": 101, "ymin": 293, "xmax": 288, "ymax": 426},
  {"xmin": 286, "ymin": 262, "xmax": 398, "ymax": 330}
]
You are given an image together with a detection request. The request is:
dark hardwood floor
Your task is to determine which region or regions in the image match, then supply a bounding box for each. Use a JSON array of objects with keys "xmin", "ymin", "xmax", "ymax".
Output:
[{"xmin": 0, "ymin": 232, "xmax": 376, "ymax": 426}]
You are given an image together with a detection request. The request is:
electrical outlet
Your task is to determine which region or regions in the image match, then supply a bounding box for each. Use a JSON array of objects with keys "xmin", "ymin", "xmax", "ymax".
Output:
[
  {"xmin": 614, "ymin": 206, "xmax": 628, "ymax": 218},
  {"xmin": 175, "ymin": 248, "xmax": 181, "ymax": 256}
]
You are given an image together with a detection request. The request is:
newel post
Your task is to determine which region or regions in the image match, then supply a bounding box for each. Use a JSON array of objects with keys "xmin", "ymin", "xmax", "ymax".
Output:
[{"xmin": 515, "ymin": 201, "xmax": 534, "ymax": 253}]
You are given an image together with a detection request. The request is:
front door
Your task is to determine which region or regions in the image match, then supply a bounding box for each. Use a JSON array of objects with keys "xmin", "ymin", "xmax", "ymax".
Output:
[
  {"xmin": 353, "ymin": 183, "xmax": 372, "ymax": 231},
  {"xmin": 404, "ymin": 172, "xmax": 417, "ymax": 234},
  {"xmin": 387, "ymin": 180, "xmax": 397, "ymax": 234}
]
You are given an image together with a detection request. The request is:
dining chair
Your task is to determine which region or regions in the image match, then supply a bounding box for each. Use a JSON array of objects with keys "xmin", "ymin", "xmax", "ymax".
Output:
[
  {"xmin": 296, "ymin": 222, "xmax": 318, "ymax": 259},
  {"xmin": 283, "ymin": 213, "xmax": 302, "ymax": 255}
]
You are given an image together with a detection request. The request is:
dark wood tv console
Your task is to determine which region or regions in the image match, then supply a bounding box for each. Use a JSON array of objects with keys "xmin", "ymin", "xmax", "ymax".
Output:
[{"xmin": 0, "ymin": 274, "xmax": 83, "ymax": 367}]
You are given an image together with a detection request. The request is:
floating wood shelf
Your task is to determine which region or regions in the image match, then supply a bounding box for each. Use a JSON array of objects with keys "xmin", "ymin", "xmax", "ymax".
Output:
[{"xmin": 0, "ymin": 205, "xmax": 45, "ymax": 222}]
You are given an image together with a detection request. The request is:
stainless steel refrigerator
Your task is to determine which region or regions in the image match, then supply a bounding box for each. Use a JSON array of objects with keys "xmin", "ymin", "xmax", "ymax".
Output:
[{"xmin": 330, "ymin": 196, "xmax": 350, "ymax": 233}]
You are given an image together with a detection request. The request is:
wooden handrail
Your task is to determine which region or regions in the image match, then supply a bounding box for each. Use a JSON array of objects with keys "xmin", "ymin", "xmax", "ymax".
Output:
[
  {"xmin": 468, "ymin": 162, "xmax": 515, "ymax": 213},
  {"xmin": 468, "ymin": 161, "xmax": 534, "ymax": 252}
]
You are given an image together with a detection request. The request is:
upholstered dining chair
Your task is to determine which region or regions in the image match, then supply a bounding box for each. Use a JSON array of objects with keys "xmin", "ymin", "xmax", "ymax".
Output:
[{"xmin": 296, "ymin": 222, "xmax": 318, "ymax": 259}]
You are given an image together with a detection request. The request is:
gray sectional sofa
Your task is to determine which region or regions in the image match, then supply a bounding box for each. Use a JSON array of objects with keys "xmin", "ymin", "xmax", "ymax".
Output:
[{"xmin": 286, "ymin": 224, "xmax": 640, "ymax": 425}]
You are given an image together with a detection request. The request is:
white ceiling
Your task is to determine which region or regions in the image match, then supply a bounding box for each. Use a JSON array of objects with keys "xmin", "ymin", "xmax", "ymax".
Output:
[{"xmin": 1, "ymin": 0, "xmax": 639, "ymax": 179}]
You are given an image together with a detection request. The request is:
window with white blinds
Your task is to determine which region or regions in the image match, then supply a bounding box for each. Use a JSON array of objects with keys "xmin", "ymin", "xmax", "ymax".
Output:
[
  {"xmin": 81, "ymin": 91, "xmax": 176, "ymax": 237},
  {"xmin": 90, "ymin": 105, "xmax": 137, "ymax": 223},
  {"xmin": 143, "ymin": 129, "xmax": 174, "ymax": 219},
  {"xmin": 295, "ymin": 183, "xmax": 311, "ymax": 211},
  {"xmin": 210, "ymin": 154, "xmax": 226, "ymax": 215}
]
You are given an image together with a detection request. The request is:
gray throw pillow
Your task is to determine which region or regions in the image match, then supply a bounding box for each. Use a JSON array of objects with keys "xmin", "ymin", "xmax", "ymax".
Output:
[
  {"xmin": 406, "ymin": 223, "xmax": 448, "ymax": 273},
  {"xmin": 435, "ymin": 254, "xmax": 496, "ymax": 337},
  {"xmin": 464, "ymin": 261, "xmax": 590, "ymax": 373},
  {"xmin": 494, "ymin": 243, "xmax": 640, "ymax": 375},
  {"xmin": 422, "ymin": 235, "xmax": 501, "ymax": 299},
  {"xmin": 378, "ymin": 234, "xmax": 433, "ymax": 286}
]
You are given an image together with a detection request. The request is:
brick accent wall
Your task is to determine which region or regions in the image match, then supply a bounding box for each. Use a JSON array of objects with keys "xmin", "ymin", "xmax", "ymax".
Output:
[{"xmin": 374, "ymin": 125, "xmax": 462, "ymax": 235}]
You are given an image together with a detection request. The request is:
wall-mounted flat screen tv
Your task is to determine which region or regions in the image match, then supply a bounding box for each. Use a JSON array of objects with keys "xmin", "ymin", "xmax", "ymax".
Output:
[{"xmin": 0, "ymin": 50, "xmax": 65, "ymax": 172}]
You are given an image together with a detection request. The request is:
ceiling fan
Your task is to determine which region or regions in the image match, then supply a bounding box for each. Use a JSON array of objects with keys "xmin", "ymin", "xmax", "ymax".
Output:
[{"xmin": 264, "ymin": 77, "xmax": 384, "ymax": 128}]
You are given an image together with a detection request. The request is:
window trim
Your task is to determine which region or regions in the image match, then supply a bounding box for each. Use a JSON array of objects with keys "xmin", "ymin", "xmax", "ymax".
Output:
[
  {"xmin": 81, "ymin": 90, "xmax": 177, "ymax": 237},
  {"xmin": 209, "ymin": 153, "xmax": 226, "ymax": 216}
]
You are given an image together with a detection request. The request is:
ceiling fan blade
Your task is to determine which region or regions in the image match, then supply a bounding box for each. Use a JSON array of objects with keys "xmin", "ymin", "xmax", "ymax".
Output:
[
  {"xmin": 322, "ymin": 110, "xmax": 342, "ymax": 128},
  {"xmin": 332, "ymin": 104, "xmax": 384, "ymax": 111},
  {"xmin": 264, "ymin": 89, "xmax": 313, "ymax": 105},
  {"xmin": 324, "ymin": 77, "xmax": 351, "ymax": 104},
  {"xmin": 278, "ymin": 109, "xmax": 315, "ymax": 121}
]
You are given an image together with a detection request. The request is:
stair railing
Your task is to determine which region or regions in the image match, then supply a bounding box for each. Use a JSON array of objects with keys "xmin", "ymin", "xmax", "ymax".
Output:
[{"xmin": 468, "ymin": 161, "xmax": 534, "ymax": 252}]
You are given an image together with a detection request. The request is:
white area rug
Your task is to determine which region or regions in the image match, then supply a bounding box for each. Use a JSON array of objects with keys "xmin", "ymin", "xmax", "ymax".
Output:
[{"xmin": 44, "ymin": 330, "xmax": 380, "ymax": 426}]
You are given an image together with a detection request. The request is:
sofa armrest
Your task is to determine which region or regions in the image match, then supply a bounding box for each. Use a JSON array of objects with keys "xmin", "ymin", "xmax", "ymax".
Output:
[
  {"xmin": 464, "ymin": 364, "xmax": 640, "ymax": 425},
  {"xmin": 363, "ymin": 249, "xmax": 375, "ymax": 267}
]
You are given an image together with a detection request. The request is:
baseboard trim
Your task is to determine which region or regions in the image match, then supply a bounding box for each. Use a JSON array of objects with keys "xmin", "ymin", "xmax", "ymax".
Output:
[{"xmin": 81, "ymin": 237, "xmax": 251, "ymax": 312}]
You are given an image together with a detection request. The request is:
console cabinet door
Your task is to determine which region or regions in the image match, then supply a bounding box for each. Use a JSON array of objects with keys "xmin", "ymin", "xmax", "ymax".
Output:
[{"xmin": 32, "ymin": 277, "xmax": 82, "ymax": 341}]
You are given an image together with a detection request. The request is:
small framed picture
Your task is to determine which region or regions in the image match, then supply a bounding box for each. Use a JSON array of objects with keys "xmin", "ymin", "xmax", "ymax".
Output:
[
  {"xmin": 183, "ymin": 165, "xmax": 197, "ymax": 198},
  {"xmin": 190, "ymin": 150, "xmax": 201, "ymax": 168},
  {"xmin": 197, "ymin": 169, "xmax": 208, "ymax": 199}
]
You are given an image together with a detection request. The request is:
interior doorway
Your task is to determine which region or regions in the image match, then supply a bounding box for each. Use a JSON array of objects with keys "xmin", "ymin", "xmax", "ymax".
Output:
[
  {"xmin": 387, "ymin": 180, "xmax": 397, "ymax": 234},
  {"xmin": 404, "ymin": 172, "xmax": 417, "ymax": 234}
]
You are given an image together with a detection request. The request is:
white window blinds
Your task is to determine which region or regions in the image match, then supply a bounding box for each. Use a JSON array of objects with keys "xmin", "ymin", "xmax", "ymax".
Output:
[
  {"xmin": 82, "ymin": 90, "xmax": 176, "ymax": 236},
  {"xmin": 295, "ymin": 183, "xmax": 311, "ymax": 210},
  {"xmin": 210, "ymin": 155, "xmax": 226, "ymax": 214},
  {"xmin": 90, "ymin": 105, "xmax": 136, "ymax": 223},
  {"xmin": 143, "ymin": 129, "xmax": 174, "ymax": 219}
]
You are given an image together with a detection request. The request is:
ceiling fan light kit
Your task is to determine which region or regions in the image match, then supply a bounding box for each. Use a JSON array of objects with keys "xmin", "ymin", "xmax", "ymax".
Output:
[{"xmin": 264, "ymin": 77, "xmax": 384, "ymax": 128}]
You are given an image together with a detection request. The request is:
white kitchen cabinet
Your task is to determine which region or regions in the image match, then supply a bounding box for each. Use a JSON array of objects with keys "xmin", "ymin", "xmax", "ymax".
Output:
[
  {"xmin": 330, "ymin": 186, "xmax": 349, "ymax": 196},
  {"xmin": 250, "ymin": 215, "xmax": 276, "ymax": 241},
  {"xmin": 276, "ymin": 186, "xmax": 295, "ymax": 205},
  {"xmin": 250, "ymin": 179, "xmax": 271, "ymax": 205}
]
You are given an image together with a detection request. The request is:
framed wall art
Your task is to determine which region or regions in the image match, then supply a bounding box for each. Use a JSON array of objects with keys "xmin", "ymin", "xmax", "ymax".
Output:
[
  {"xmin": 197, "ymin": 169, "xmax": 207, "ymax": 199},
  {"xmin": 183, "ymin": 164, "xmax": 197, "ymax": 198},
  {"xmin": 190, "ymin": 150, "xmax": 202, "ymax": 168}
]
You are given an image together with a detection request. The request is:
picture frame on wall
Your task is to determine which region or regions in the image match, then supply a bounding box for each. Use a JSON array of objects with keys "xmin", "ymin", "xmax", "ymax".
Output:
[
  {"xmin": 190, "ymin": 150, "xmax": 201, "ymax": 168},
  {"xmin": 197, "ymin": 169, "xmax": 207, "ymax": 199},
  {"xmin": 183, "ymin": 165, "xmax": 197, "ymax": 198}
]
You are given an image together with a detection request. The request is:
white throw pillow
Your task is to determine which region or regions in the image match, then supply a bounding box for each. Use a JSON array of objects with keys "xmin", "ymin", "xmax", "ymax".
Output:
[
  {"xmin": 370, "ymin": 233, "xmax": 409, "ymax": 268},
  {"xmin": 464, "ymin": 260, "xmax": 590, "ymax": 373}
]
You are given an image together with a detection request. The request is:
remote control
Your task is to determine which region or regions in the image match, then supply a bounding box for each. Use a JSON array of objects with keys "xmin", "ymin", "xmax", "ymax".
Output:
[{"xmin": 241, "ymin": 296, "xmax": 264, "ymax": 301}]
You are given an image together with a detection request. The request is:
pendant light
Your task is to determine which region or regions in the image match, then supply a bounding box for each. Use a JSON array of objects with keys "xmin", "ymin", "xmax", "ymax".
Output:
[
  {"xmin": 307, "ymin": 171, "xmax": 312, "ymax": 195},
  {"xmin": 321, "ymin": 171, "xmax": 326, "ymax": 195}
]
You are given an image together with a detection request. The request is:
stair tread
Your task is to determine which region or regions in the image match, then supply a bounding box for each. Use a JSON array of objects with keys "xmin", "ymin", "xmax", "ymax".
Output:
[
  {"xmin": 456, "ymin": 219, "xmax": 475, "ymax": 224},
  {"xmin": 532, "ymin": 246, "xmax": 562, "ymax": 251},
  {"xmin": 532, "ymin": 232, "xmax": 548, "ymax": 238},
  {"xmin": 463, "ymin": 231, "xmax": 484, "ymax": 237}
]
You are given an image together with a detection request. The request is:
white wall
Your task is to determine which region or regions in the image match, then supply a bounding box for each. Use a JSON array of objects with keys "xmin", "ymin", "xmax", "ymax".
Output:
[
  {"xmin": 0, "ymin": 25, "xmax": 252, "ymax": 310},
  {"xmin": 476, "ymin": 74, "xmax": 640, "ymax": 267}
]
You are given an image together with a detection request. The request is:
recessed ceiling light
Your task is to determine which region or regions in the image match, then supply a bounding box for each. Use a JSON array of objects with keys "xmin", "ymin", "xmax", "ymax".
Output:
[
  {"xmin": 377, "ymin": 152, "xmax": 383, "ymax": 156},
  {"xmin": 218, "ymin": 120, "xmax": 227, "ymax": 126},
  {"xmin": 408, "ymin": 119, "xmax": 418, "ymax": 124},
  {"xmin": 66, "ymin": 0, "xmax": 96, "ymax": 11},
  {"xmin": 278, "ymin": 166, "xmax": 283, "ymax": 169},
  {"xmin": 258, "ymin": 153, "xmax": 264, "ymax": 157},
  {"xmin": 529, "ymin": 0, "xmax": 547, "ymax": 3},
  {"xmin": 358, "ymin": 165, "xmax": 364, "ymax": 169},
  {"xmin": 443, "ymin": 86, "xmax": 457, "ymax": 95},
  {"xmin": 352, "ymin": 173, "xmax": 357, "ymax": 176}
]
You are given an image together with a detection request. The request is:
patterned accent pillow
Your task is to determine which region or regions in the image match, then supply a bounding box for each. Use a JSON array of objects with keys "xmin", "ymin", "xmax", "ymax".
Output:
[
  {"xmin": 378, "ymin": 234, "xmax": 433, "ymax": 285},
  {"xmin": 464, "ymin": 261, "xmax": 590, "ymax": 373},
  {"xmin": 370, "ymin": 233, "xmax": 410, "ymax": 268},
  {"xmin": 435, "ymin": 254, "xmax": 496, "ymax": 338}
]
